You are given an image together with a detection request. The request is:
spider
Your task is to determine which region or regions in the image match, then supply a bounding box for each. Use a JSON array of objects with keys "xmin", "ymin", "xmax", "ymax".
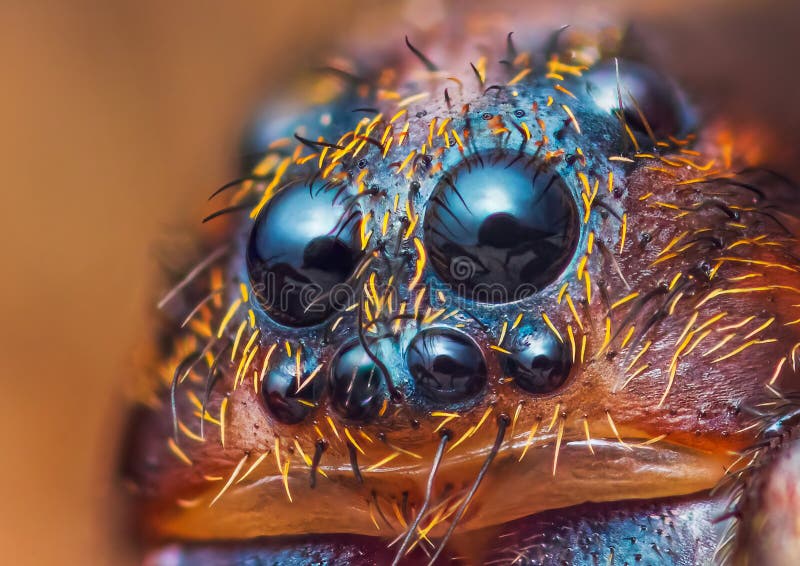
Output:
[{"xmin": 120, "ymin": 21, "xmax": 800, "ymax": 566}]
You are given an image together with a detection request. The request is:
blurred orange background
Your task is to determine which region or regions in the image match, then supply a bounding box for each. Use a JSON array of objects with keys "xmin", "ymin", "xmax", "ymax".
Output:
[{"xmin": 1, "ymin": 1, "xmax": 798, "ymax": 564}]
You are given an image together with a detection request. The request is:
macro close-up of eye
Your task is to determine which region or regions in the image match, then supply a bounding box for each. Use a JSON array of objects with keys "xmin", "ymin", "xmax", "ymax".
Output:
[
  {"xmin": 330, "ymin": 341, "xmax": 386, "ymax": 421},
  {"xmin": 407, "ymin": 327, "xmax": 488, "ymax": 404},
  {"xmin": 583, "ymin": 59, "xmax": 693, "ymax": 142},
  {"xmin": 424, "ymin": 152, "xmax": 579, "ymax": 302},
  {"xmin": 8, "ymin": 2, "xmax": 800, "ymax": 566},
  {"xmin": 246, "ymin": 183, "xmax": 363, "ymax": 327},
  {"xmin": 502, "ymin": 330, "xmax": 571, "ymax": 395},
  {"xmin": 261, "ymin": 353, "xmax": 327, "ymax": 424}
]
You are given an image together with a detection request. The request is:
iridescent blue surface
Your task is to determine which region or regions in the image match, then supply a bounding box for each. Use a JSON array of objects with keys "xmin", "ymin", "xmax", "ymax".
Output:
[
  {"xmin": 423, "ymin": 156, "xmax": 579, "ymax": 302},
  {"xmin": 247, "ymin": 184, "xmax": 361, "ymax": 327}
]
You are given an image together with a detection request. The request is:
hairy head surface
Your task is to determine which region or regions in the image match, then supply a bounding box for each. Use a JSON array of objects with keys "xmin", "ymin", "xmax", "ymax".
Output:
[{"xmin": 121, "ymin": 24, "xmax": 800, "ymax": 563}]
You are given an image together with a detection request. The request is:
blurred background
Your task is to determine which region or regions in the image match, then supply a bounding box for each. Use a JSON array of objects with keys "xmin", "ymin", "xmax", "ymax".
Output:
[{"xmin": 1, "ymin": 0, "xmax": 798, "ymax": 564}]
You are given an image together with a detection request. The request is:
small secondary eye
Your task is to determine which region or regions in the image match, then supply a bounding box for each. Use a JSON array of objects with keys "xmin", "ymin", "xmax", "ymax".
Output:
[
  {"xmin": 584, "ymin": 60, "xmax": 690, "ymax": 140},
  {"xmin": 501, "ymin": 332, "xmax": 571, "ymax": 394},
  {"xmin": 261, "ymin": 358, "xmax": 325, "ymax": 424},
  {"xmin": 406, "ymin": 328, "xmax": 487, "ymax": 404},
  {"xmin": 246, "ymin": 185, "xmax": 362, "ymax": 327},
  {"xmin": 423, "ymin": 155, "xmax": 579, "ymax": 303},
  {"xmin": 330, "ymin": 342, "xmax": 385, "ymax": 422}
]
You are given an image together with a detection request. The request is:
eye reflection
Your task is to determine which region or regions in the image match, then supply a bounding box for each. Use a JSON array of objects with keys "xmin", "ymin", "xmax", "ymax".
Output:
[
  {"xmin": 406, "ymin": 327, "xmax": 487, "ymax": 404},
  {"xmin": 246, "ymin": 185, "xmax": 362, "ymax": 327},
  {"xmin": 584, "ymin": 60, "xmax": 691, "ymax": 140},
  {"xmin": 502, "ymin": 332, "xmax": 572, "ymax": 394},
  {"xmin": 330, "ymin": 342, "xmax": 385, "ymax": 422},
  {"xmin": 261, "ymin": 357, "xmax": 325, "ymax": 424},
  {"xmin": 423, "ymin": 155, "xmax": 579, "ymax": 302}
]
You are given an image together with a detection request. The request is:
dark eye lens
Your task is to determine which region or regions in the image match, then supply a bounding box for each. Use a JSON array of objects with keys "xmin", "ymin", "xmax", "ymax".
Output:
[
  {"xmin": 584, "ymin": 60, "xmax": 690, "ymax": 140},
  {"xmin": 502, "ymin": 332, "xmax": 571, "ymax": 394},
  {"xmin": 247, "ymin": 185, "xmax": 361, "ymax": 326},
  {"xmin": 262, "ymin": 359, "xmax": 325, "ymax": 424},
  {"xmin": 406, "ymin": 328, "xmax": 487, "ymax": 404},
  {"xmin": 330, "ymin": 342, "xmax": 385, "ymax": 422},
  {"xmin": 423, "ymin": 156, "xmax": 578, "ymax": 303}
]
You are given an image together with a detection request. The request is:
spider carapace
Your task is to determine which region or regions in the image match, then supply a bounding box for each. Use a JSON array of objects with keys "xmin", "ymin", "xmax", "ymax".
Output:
[{"xmin": 121, "ymin": 23, "xmax": 800, "ymax": 565}]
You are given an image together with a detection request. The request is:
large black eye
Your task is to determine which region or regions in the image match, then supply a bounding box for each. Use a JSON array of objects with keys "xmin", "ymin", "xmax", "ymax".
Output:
[
  {"xmin": 261, "ymin": 358, "xmax": 325, "ymax": 424},
  {"xmin": 502, "ymin": 332, "xmax": 571, "ymax": 394},
  {"xmin": 406, "ymin": 328, "xmax": 487, "ymax": 404},
  {"xmin": 584, "ymin": 60, "xmax": 690, "ymax": 140},
  {"xmin": 329, "ymin": 342, "xmax": 385, "ymax": 422},
  {"xmin": 247, "ymin": 184, "xmax": 361, "ymax": 327},
  {"xmin": 423, "ymin": 156, "xmax": 579, "ymax": 303}
]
